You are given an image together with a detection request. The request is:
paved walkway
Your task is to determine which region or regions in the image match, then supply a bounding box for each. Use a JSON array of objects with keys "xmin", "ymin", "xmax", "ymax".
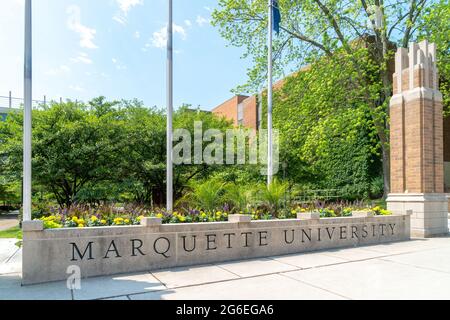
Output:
[
  {"xmin": 0, "ymin": 211, "xmax": 19, "ymax": 231},
  {"xmin": 1, "ymin": 235, "xmax": 450, "ymax": 300}
]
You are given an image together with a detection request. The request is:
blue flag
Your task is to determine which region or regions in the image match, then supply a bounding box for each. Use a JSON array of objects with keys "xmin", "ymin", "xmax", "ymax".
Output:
[{"xmin": 272, "ymin": 0, "xmax": 281, "ymax": 34}]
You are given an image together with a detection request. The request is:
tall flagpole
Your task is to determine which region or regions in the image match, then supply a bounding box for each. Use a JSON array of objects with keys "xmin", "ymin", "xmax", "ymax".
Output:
[
  {"xmin": 23, "ymin": 0, "xmax": 32, "ymax": 221},
  {"xmin": 166, "ymin": 0, "xmax": 173, "ymax": 212},
  {"xmin": 267, "ymin": 0, "xmax": 273, "ymax": 186}
]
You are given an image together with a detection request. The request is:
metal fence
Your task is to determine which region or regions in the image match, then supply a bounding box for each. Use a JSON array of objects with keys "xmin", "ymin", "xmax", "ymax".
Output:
[
  {"xmin": 0, "ymin": 91, "xmax": 67, "ymax": 110},
  {"xmin": 292, "ymin": 189, "xmax": 343, "ymax": 204}
]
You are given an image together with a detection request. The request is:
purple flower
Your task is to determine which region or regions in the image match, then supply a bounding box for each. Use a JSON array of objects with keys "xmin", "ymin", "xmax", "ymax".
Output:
[{"xmin": 189, "ymin": 209, "xmax": 200, "ymax": 216}]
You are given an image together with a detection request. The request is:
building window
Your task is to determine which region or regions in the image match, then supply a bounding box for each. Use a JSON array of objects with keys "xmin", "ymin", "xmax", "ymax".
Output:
[
  {"xmin": 257, "ymin": 95, "xmax": 262, "ymax": 129},
  {"xmin": 237, "ymin": 103, "xmax": 244, "ymax": 126}
]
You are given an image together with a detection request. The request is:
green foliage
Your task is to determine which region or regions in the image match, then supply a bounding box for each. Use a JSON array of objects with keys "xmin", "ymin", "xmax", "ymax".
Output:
[
  {"xmin": 181, "ymin": 179, "xmax": 226, "ymax": 212},
  {"xmin": 0, "ymin": 99, "xmax": 236, "ymax": 208},
  {"xmin": 212, "ymin": 0, "xmax": 449, "ymax": 196},
  {"xmin": 319, "ymin": 208, "xmax": 337, "ymax": 218},
  {"xmin": 212, "ymin": 0, "xmax": 437, "ymax": 94},
  {"xmin": 0, "ymin": 225, "xmax": 21, "ymax": 239},
  {"xmin": 257, "ymin": 179, "xmax": 288, "ymax": 213},
  {"xmin": 262, "ymin": 51, "xmax": 383, "ymax": 199},
  {"xmin": 417, "ymin": 0, "xmax": 450, "ymax": 116},
  {"xmin": 224, "ymin": 183, "xmax": 255, "ymax": 212}
]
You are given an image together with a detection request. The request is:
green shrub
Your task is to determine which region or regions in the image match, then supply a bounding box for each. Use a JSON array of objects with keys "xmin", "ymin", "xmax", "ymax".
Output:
[{"xmin": 257, "ymin": 179, "xmax": 288, "ymax": 214}]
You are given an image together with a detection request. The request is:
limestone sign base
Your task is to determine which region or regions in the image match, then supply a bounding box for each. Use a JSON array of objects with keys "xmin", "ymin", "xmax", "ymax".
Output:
[
  {"xmin": 387, "ymin": 193, "xmax": 448, "ymax": 237},
  {"xmin": 22, "ymin": 214, "xmax": 411, "ymax": 285}
]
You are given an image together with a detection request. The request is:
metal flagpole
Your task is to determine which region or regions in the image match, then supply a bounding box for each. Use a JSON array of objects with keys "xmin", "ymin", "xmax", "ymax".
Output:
[
  {"xmin": 267, "ymin": 0, "xmax": 273, "ymax": 186},
  {"xmin": 166, "ymin": 0, "xmax": 173, "ymax": 212},
  {"xmin": 23, "ymin": 0, "xmax": 32, "ymax": 221}
]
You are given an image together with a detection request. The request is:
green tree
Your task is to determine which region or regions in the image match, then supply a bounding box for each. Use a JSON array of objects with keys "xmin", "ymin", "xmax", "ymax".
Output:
[
  {"xmin": 271, "ymin": 51, "xmax": 383, "ymax": 199},
  {"xmin": 0, "ymin": 99, "xmax": 127, "ymax": 207},
  {"xmin": 417, "ymin": 0, "xmax": 450, "ymax": 116},
  {"xmin": 116, "ymin": 104, "xmax": 235, "ymax": 207},
  {"xmin": 0, "ymin": 99, "xmax": 237, "ymax": 208},
  {"xmin": 212, "ymin": 0, "xmax": 449, "ymax": 196}
]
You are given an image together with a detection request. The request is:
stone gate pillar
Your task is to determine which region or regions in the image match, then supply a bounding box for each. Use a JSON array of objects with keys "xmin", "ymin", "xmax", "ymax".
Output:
[{"xmin": 387, "ymin": 40, "xmax": 448, "ymax": 238}]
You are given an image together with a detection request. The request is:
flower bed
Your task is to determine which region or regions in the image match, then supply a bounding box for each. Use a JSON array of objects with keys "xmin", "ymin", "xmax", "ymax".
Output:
[{"xmin": 36, "ymin": 204, "xmax": 392, "ymax": 229}]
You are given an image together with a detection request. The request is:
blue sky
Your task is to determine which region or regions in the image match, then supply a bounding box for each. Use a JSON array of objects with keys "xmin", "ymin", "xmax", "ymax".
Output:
[{"xmin": 0, "ymin": 0, "xmax": 253, "ymax": 110}]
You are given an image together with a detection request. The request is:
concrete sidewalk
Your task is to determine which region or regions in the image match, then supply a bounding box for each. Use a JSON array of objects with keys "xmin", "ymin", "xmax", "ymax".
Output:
[
  {"xmin": 1, "ymin": 236, "xmax": 450, "ymax": 300},
  {"xmin": 0, "ymin": 210, "xmax": 19, "ymax": 232}
]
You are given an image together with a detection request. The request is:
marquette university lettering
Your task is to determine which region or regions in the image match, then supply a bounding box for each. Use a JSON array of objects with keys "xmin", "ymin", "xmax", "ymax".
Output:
[
  {"xmin": 22, "ymin": 215, "xmax": 409, "ymax": 284},
  {"xmin": 69, "ymin": 223, "xmax": 397, "ymax": 261}
]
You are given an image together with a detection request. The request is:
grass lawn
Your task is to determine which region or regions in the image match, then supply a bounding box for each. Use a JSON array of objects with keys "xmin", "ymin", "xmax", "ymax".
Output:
[{"xmin": 0, "ymin": 225, "xmax": 22, "ymax": 239}]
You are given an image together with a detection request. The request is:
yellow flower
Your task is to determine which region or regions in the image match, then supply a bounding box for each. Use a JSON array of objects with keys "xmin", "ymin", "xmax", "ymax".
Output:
[
  {"xmin": 156, "ymin": 213, "xmax": 163, "ymax": 219},
  {"xmin": 113, "ymin": 217, "xmax": 124, "ymax": 225},
  {"xmin": 90, "ymin": 216, "xmax": 98, "ymax": 222},
  {"xmin": 77, "ymin": 218, "xmax": 85, "ymax": 225},
  {"xmin": 100, "ymin": 219, "xmax": 107, "ymax": 225},
  {"xmin": 124, "ymin": 219, "xmax": 130, "ymax": 224},
  {"xmin": 178, "ymin": 215, "xmax": 186, "ymax": 222},
  {"xmin": 137, "ymin": 215, "xmax": 144, "ymax": 222},
  {"xmin": 72, "ymin": 216, "xmax": 79, "ymax": 223},
  {"xmin": 78, "ymin": 224, "xmax": 85, "ymax": 228}
]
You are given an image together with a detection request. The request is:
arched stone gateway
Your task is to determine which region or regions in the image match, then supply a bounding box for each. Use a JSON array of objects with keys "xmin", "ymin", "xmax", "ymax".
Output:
[{"xmin": 387, "ymin": 40, "xmax": 449, "ymax": 238}]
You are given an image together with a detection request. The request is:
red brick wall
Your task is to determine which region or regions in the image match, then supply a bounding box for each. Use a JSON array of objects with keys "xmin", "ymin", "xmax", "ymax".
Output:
[
  {"xmin": 391, "ymin": 63, "xmax": 445, "ymax": 193},
  {"xmin": 446, "ymin": 117, "xmax": 450, "ymax": 193},
  {"xmin": 212, "ymin": 95, "xmax": 248, "ymax": 126},
  {"xmin": 242, "ymin": 95, "xmax": 258, "ymax": 130},
  {"xmin": 444, "ymin": 117, "xmax": 450, "ymax": 162}
]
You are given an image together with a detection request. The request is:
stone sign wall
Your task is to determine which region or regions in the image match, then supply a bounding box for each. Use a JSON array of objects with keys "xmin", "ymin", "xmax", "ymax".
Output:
[{"xmin": 22, "ymin": 214, "xmax": 410, "ymax": 285}]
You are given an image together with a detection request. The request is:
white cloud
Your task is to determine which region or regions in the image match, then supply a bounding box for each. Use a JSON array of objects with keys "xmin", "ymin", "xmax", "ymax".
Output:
[
  {"xmin": 116, "ymin": 0, "xmax": 143, "ymax": 14},
  {"xmin": 111, "ymin": 58, "xmax": 127, "ymax": 70},
  {"xmin": 70, "ymin": 52, "xmax": 92, "ymax": 64},
  {"xmin": 45, "ymin": 65, "xmax": 71, "ymax": 76},
  {"xmin": 151, "ymin": 28, "xmax": 167, "ymax": 48},
  {"xmin": 113, "ymin": 0, "xmax": 143, "ymax": 25},
  {"xmin": 113, "ymin": 15, "xmax": 127, "ymax": 25},
  {"xmin": 69, "ymin": 85, "xmax": 85, "ymax": 92},
  {"xmin": 66, "ymin": 5, "xmax": 98, "ymax": 49},
  {"xmin": 150, "ymin": 23, "xmax": 187, "ymax": 49},
  {"xmin": 184, "ymin": 20, "xmax": 192, "ymax": 27},
  {"xmin": 196, "ymin": 15, "xmax": 210, "ymax": 27},
  {"xmin": 134, "ymin": 31, "xmax": 140, "ymax": 39},
  {"xmin": 173, "ymin": 24, "xmax": 187, "ymax": 39},
  {"xmin": 85, "ymin": 71, "xmax": 110, "ymax": 79}
]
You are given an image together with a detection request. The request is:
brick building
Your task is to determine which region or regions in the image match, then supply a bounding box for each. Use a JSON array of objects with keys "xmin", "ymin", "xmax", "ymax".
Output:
[
  {"xmin": 211, "ymin": 64, "xmax": 450, "ymax": 195},
  {"xmin": 445, "ymin": 116, "xmax": 450, "ymax": 192},
  {"xmin": 212, "ymin": 95, "xmax": 261, "ymax": 130},
  {"xmin": 211, "ymin": 77, "xmax": 288, "ymax": 131}
]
